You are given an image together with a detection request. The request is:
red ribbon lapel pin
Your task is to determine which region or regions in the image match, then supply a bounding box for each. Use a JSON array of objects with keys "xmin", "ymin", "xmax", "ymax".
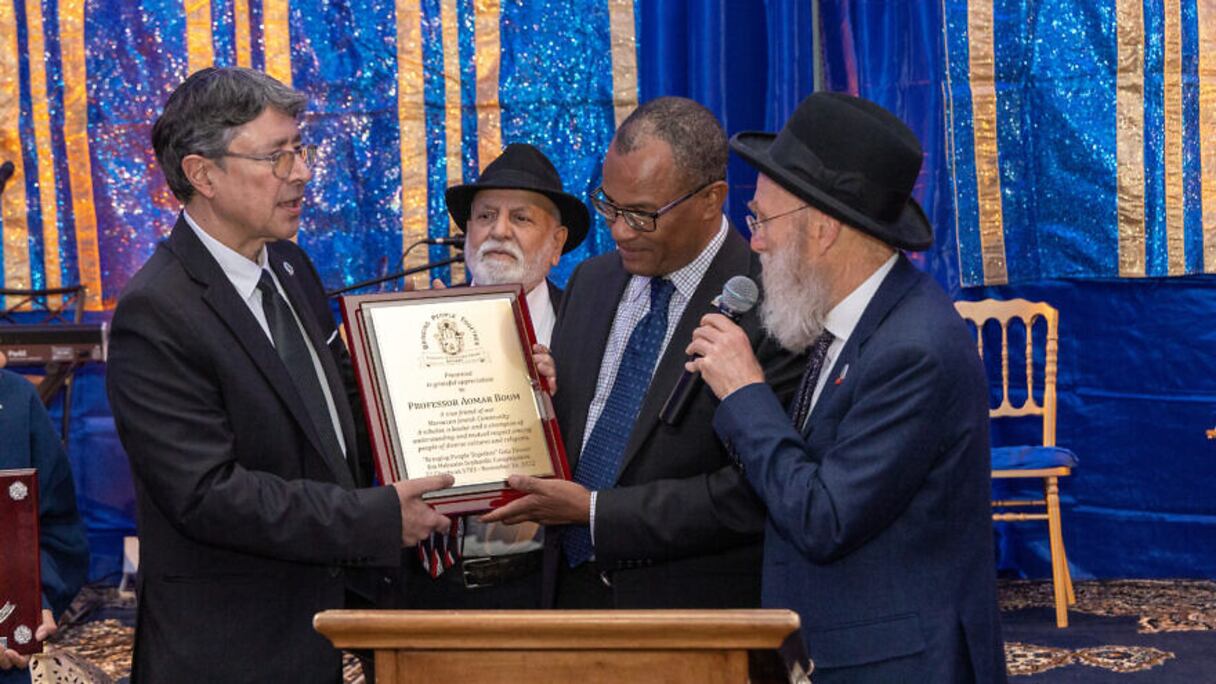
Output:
[{"xmin": 834, "ymin": 363, "xmax": 849, "ymax": 385}]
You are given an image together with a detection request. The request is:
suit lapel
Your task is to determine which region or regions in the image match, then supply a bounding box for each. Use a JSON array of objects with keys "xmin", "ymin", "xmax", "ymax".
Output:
[
  {"xmin": 803, "ymin": 254, "xmax": 920, "ymax": 434},
  {"xmin": 561, "ymin": 261, "xmax": 630, "ymax": 470},
  {"xmin": 615, "ymin": 229, "xmax": 750, "ymax": 479},
  {"xmin": 166, "ymin": 219, "xmax": 352, "ymax": 488},
  {"xmin": 546, "ymin": 278, "xmax": 563, "ymax": 310},
  {"xmin": 270, "ymin": 254, "xmax": 359, "ymax": 489}
]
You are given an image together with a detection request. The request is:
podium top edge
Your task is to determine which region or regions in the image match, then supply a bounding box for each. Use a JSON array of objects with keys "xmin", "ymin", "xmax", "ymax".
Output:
[{"xmin": 313, "ymin": 609, "xmax": 801, "ymax": 650}]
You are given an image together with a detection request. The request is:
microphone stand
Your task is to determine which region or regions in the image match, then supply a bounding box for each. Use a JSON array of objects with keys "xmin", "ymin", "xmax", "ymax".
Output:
[{"xmin": 327, "ymin": 255, "xmax": 463, "ymax": 297}]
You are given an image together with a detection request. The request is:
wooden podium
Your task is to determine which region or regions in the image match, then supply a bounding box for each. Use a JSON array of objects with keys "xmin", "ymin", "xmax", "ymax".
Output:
[{"xmin": 314, "ymin": 609, "xmax": 805, "ymax": 683}]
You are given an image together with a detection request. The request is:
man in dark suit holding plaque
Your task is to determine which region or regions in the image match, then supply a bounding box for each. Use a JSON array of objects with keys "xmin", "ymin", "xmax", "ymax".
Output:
[
  {"xmin": 402, "ymin": 143, "xmax": 589, "ymax": 608},
  {"xmin": 107, "ymin": 67, "xmax": 453, "ymax": 683},
  {"xmin": 483, "ymin": 97, "xmax": 803, "ymax": 609}
]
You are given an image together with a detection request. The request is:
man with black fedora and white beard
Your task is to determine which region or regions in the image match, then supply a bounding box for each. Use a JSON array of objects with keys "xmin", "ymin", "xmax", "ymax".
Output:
[
  {"xmin": 448, "ymin": 142, "xmax": 589, "ymax": 347},
  {"xmin": 686, "ymin": 92, "xmax": 1005, "ymax": 681},
  {"xmin": 401, "ymin": 142, "xmax": 589, "ymax": 609}
]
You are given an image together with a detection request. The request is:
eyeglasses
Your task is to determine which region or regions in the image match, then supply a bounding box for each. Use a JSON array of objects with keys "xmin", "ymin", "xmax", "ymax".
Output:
[
  {"xmin": 220, "ymin": 144, "xmax": 319, "ymax": 180},
  {"xmin": 591, "ymin": 180, "xmax": 716, "ymax": 233},
  {"xmin": 745, "ymin": 204, "xmax": 811, "ymax": 234}
]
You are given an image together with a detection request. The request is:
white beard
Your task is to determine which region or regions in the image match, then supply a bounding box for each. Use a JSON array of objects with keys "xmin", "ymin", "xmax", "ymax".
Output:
[
  {"xmin": 759, "ymin": 236, "xmax": 831, "ymax": 352},
  {"xmin": 466, "ymin": 237, "xmax": 551, "ymax": 289}
]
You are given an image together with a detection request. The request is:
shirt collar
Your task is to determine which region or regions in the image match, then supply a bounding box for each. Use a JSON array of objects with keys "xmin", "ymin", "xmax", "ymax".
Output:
[
  {"xmin": 822, "ymin": 253, "xmax": 899, "ymax": 344},
  {"xmin": 624, "ymin": 215, "xmax": 729, "ymax": 303},
  {"xmin": 182, "ymin": 209, "xmax": 269, "ymax": 300}
]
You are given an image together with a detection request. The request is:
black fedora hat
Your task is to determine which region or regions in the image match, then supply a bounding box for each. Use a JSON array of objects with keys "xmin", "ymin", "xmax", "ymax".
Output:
[
  {"xmin": 445, "ymin": 143, "xmax": 590, "ymax": 254},
  {"xmin": 730, "ymin": 92, "xmax": 932, "ymax": 251}
]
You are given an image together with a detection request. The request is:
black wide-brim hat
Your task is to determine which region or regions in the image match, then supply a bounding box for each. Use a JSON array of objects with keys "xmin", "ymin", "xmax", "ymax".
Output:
[
  {"xmin": 445, "ymin": 143, "xmax": 590, "ymax": 254},
  {"xmin": 730, "ymin": 92, "xmax": 933, "ymax": 251}
]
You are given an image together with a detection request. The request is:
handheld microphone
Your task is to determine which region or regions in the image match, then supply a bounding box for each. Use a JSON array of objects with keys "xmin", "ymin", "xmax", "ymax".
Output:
[
  {"xmin": 659, "ymin": 275, "xmax": 760, "ymax": 426},
  {"xmin": 0, "ymin": 161, "xmax": 14, "ymax": 196},
  {"xmin": 423, "ymin": 236, "xmax": 465, "ymax": 249}
]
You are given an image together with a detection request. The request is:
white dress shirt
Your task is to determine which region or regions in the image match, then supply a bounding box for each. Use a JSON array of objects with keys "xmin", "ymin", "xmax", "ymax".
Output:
[
  {"xmin": 525, "ymin": 280, "xmax": 556, "ymax": 347},
  {"xmin": 805, "ymin": 253, "xmax": 899, "ymax": 421},
  {"xmin": 183, "ymin": 210, "xmax": 347, "ymax": 458}
]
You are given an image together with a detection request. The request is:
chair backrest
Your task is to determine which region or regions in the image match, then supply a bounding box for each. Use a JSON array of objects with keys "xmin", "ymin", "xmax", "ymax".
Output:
[{"xmin": 954, "ymin": 299, "xmax": 1059, "ymax": 447}]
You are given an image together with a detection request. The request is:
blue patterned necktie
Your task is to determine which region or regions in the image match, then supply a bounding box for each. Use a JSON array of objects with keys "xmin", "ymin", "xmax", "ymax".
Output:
[
  {"xmin": 563, "ymin": 277, "xmax": 676, "ymax": 567},
  {"xmin": 789, "ymin": 330, "xmax": 836, "ymax": 431}
]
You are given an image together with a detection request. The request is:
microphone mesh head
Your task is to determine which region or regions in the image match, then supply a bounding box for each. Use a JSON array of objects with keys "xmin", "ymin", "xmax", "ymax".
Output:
[{"xmin": 720, "ymin": 275, "xmax": 759, "ymax": 315}]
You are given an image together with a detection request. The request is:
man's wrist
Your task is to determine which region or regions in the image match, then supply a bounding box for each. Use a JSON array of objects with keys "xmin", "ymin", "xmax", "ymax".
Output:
[
  {"xmin": 588, "ymin": 491, "xmax": 598, "ymax": 546},
  {"xmin": 721, "ymin": 379, "xmax": 766, "ymax": 402}
]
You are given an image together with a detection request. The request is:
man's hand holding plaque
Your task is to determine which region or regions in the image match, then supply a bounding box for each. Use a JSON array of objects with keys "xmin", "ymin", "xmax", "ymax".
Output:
[
  {"xmin": 479, "ymin": 475, "xmax": 590, "ymax": 526},
  {"xmin": 393, "ymin": 474, "xmax": 456, "ymax": 545}
]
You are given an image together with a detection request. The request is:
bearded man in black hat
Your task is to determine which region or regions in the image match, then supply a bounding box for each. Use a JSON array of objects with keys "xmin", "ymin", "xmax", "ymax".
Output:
[
  {"xmin": 401, "ymin": 142, "xmax": 588, "ymax": 609},
  {"xmin": 483, "ymin": 97, "xmax": 803, "ymax": 609},
  {"xmin": 686, "ymin": 93, "xmax": 1005, "ymax": 682}
]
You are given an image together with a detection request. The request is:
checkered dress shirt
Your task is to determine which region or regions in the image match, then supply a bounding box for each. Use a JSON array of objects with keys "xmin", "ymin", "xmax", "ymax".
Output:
[{"xmin": 582, "ymin": 217, "xmax": 729, "ymax": 450}]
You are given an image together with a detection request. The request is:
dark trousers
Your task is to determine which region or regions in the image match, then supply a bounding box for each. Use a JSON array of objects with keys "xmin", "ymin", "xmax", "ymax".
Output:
[{"xmin": 554, "ymin": 559, "xmax": 614, "ymax": 609}]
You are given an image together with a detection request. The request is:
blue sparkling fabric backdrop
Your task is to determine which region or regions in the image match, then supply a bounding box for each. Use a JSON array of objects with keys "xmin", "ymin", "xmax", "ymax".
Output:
[
  {"xmin": 0, "ymin": 0, "xmax": 635, "ymax": 308},
  {"xmin": 942, "ymin": 0, "xmax": 1216, "ymax": 286}
]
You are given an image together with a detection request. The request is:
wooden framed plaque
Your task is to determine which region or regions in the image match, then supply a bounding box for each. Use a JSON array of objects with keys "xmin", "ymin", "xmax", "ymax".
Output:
[
  {"xmin": 0, "ymin": 469, "xmax": 41, "ymax": 655},
  {"xmin": 340, "ymin": 285, "xmax": 570, "ymax": 514}
]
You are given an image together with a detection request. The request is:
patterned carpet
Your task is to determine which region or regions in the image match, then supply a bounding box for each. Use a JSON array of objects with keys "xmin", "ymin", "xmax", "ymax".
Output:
[
  {"xmin": 26, "ymin": 579, "xmax": 1216, "ymax": 682},
  {"xmin": 999, "ymin": 579, "xmax": 1216, "ymax": 681}
]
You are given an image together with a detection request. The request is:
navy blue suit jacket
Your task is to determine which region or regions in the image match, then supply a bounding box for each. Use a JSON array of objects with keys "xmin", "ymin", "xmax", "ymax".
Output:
[{"xmin": 714, "ymin": 255, "xmax": 1005, "ymax": 682}]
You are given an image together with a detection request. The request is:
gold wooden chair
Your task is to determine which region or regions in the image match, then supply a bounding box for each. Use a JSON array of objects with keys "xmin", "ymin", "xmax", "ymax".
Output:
[{"xmin": 954, "ymin": 299, "xmax": 1077, "ymax": 628}]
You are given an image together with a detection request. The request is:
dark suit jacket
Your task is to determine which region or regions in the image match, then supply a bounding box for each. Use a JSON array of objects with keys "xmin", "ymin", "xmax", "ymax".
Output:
[
  {"xmin": 106, "ymin": 216, "xmax": 402, "ymax": 684},
  {"xmin": 714, "ymin": 255, "xmax": 1005, "ymax": 682},
  {"xmin": 546, "ymin": 227, "xmax": 803, "ymax": 608}
]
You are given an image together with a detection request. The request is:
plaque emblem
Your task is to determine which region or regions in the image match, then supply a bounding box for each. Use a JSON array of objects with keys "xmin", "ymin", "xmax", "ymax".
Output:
[
  {"xmin": 0, "ymin": 601, "xmax": 14, "ymax": 625},
  {"xmin": 8, "ymin": 481, "xmax": 28, "ymax": 501},
  {"xmin": 435, "ymin": 319, "xmax": 464, "ymax": 356},
  {"xmin": 13, "ymin": 624, "xmax": 32, "ymax": 645},
  {"xmin": 419, "ymin": 313, "xmax": 487, "ymax": 366}
]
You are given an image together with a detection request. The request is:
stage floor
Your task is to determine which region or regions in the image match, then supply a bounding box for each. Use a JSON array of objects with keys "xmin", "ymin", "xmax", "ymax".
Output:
[{"xmin": 32, "ymin": 579, "xmax": 1216, "ymax": 682}]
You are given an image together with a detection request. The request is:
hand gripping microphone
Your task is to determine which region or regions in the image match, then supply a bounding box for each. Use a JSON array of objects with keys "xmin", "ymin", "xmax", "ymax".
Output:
[{"xmin": 659, "ymin": 275, "xmax": 760, "ymax": 426}]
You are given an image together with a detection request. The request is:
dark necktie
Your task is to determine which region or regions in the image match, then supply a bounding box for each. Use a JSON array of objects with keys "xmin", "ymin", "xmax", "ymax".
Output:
[
  {"xmin": 257, "ymin": 270, "xmax": 345, "ymax": 462},
  {"xmin": 563, "ymin": 277, "xmax": 676, "ymax": 567},
  {"xmin": 789, "ymin": 330, "xmax": 836, "ymax": 431}
]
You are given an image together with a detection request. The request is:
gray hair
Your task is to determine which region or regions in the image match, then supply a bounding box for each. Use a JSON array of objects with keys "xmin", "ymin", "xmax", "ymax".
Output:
[
  {"xmin": 613, "ymin": 96, "xmax": 727, "ymax": 190},
  {"xmin": 152, "ymin": 67, "xmax": 307, "ymax": 202}
]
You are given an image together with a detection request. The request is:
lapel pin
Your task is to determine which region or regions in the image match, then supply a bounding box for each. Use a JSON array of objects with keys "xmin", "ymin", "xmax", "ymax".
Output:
[
  {"xmin": 282, "ymin": 261, "xmax": 295, "ymax": 276},
  {"xmin": 834, "ymin": 363, "xmax": 849, "ymax": 385}
]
